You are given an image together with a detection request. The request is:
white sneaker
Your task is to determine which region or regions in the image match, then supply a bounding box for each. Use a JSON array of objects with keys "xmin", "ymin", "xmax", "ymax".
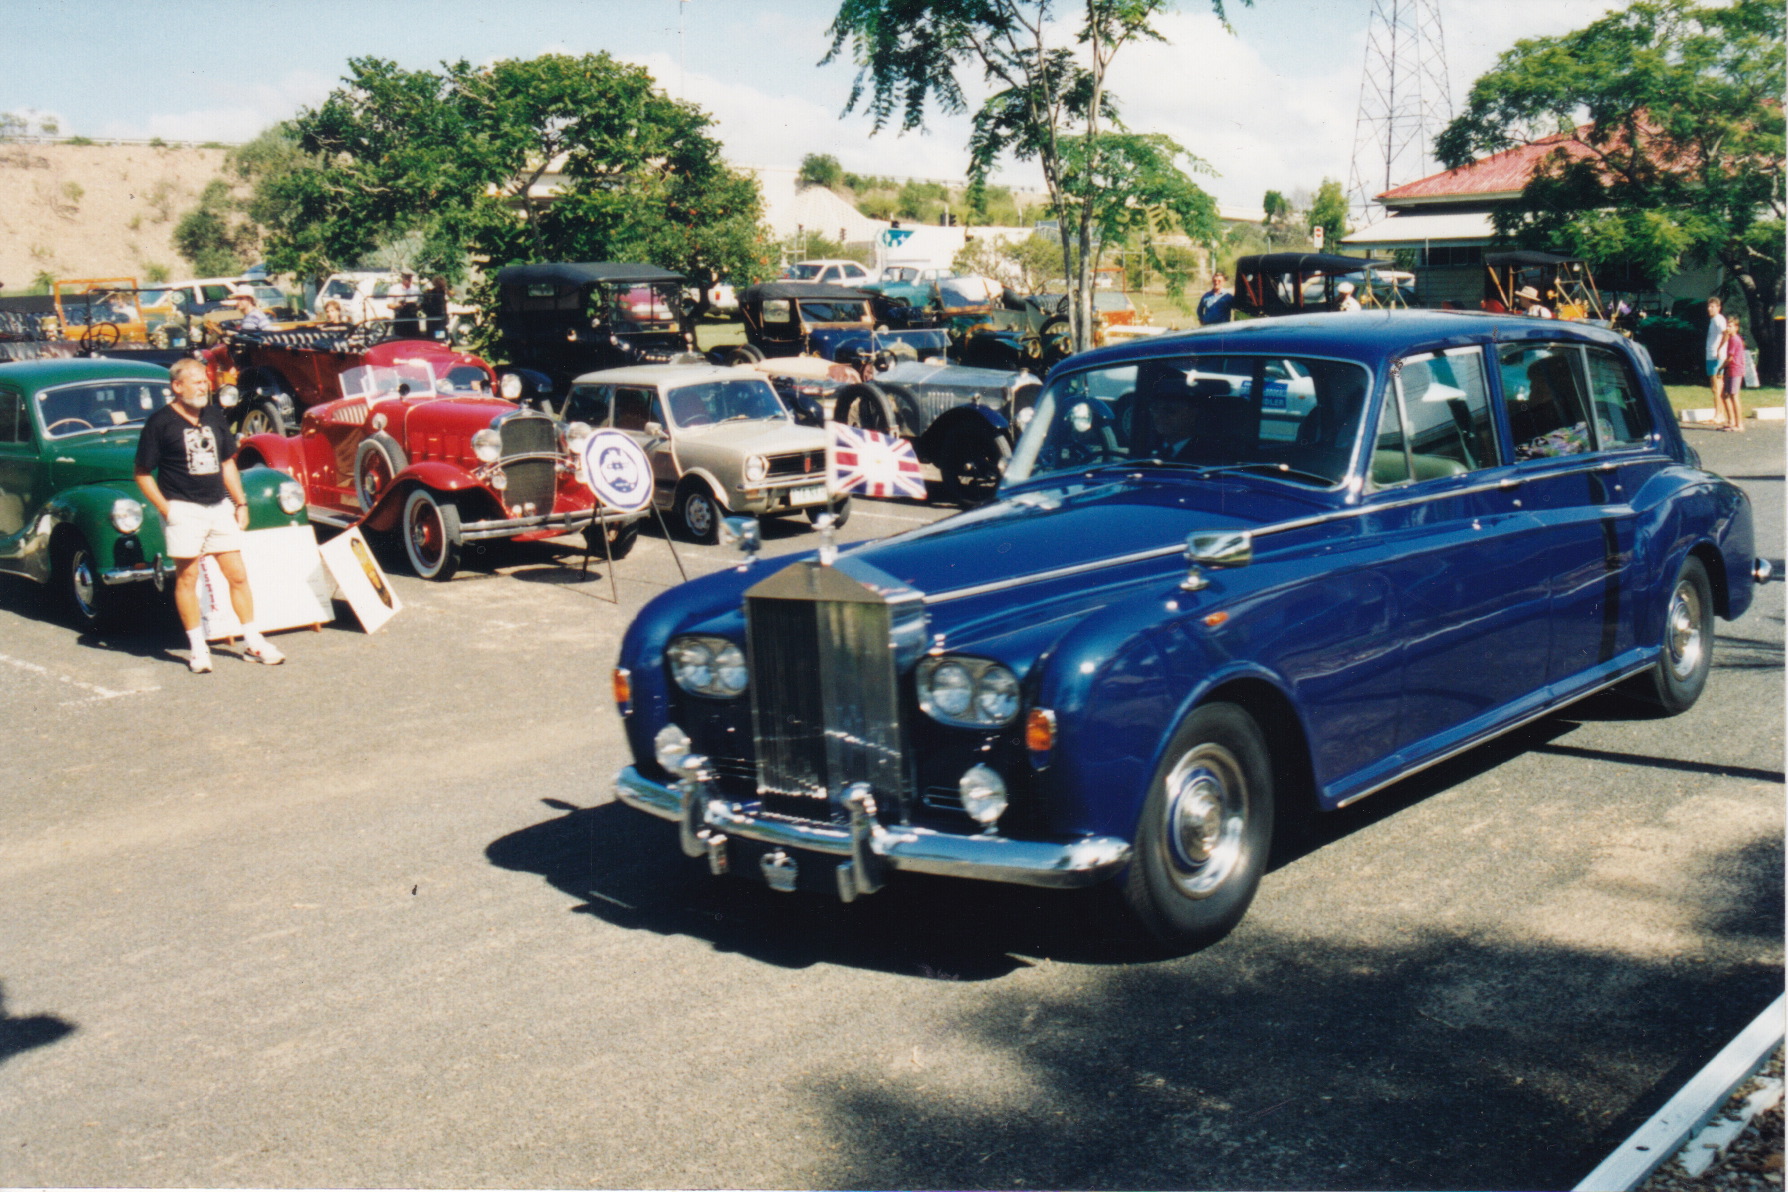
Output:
[
  {"xmin": 243, "ymin": 640, "xmax": 285, "ymax": 666},
  {"xmin": 188, "ymin": 651, "xmax": 213, "ymax": 674}
]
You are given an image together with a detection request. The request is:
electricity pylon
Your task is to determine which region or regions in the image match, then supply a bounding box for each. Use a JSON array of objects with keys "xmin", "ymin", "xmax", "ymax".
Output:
[{"xmin": 1346, "ymin": 0, "xmax": 1453, "ymax": 226}]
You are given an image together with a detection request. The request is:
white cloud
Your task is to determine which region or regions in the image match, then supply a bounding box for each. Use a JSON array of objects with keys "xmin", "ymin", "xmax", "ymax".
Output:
[{"xmin": 95, "ymin": 70, "xmax": 333, "ymax": 143}]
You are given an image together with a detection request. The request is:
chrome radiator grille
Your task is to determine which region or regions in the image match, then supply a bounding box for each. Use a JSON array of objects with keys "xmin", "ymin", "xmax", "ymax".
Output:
[
  {"xmin": 499, "ymin": 413, "xmax": 559, "ymax": 457},
  {"xmin": 744, "ymin": 560, "xmax": 924, "ymax": 820},
  {"xmin": 502, "ymin": 459, "xmax": 557, "ymax": 514}
]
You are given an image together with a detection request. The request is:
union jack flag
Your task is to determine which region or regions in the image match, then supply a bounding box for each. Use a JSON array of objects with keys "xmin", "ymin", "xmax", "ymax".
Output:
[{"xmin": 828, "ymin": 422, "xmax": 927, "ymax": 500}]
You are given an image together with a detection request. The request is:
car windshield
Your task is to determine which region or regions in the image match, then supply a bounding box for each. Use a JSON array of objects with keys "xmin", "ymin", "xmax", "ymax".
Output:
[
  {"xmin": 320, "ymin": 279, "xmax": 359, "ymax": 300},
  {"xmin": 785, "ymin": 264, "xmax": 824, "ymax": 280},
  {"xmin": 340, "ymin": 361, "xmax": 437, "ymax": 401},
  {"xmin": 797, "ymin": 300, "xmax": 870, "ymax": 323},
  {"xmin": 664, "ymin": 379, "xmax": 787, "ymax": 428},
  {"xmin": 1007, "ymin": 353, "xmax": 1373, "ymax": 488},
  {"xmin": 37, "ymin": 380, "xmax": 173, "ymax": 437}
]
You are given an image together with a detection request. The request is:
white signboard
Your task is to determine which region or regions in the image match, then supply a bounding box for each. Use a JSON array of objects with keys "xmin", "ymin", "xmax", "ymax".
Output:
[
  {"xmin": 197, "ymin": 524, "xmax": 332, "ymax": 641},
  {"xmin": 318, "ymin": 526, "xmax": 402, "ymax": 634},
  {"xmin": 582, "ymin": 429, "xmax": 654, "ymax": 513}
]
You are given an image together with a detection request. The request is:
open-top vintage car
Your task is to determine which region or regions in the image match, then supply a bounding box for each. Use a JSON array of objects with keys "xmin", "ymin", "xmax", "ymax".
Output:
[
  {"xmin": 1234, "ymin": 252, "xmax": 1411, "ymax": 317},
  {"xmin": 731, "ymin": 283, "xmax": 950, "ymax": 369},
  {"xmin": 201, "ymin": 326, "xmax": 498, "ymax": 438},
  {"xmin": 555, "ymin": 363, "xmax": 843, "ymax": 543},
  {"xmin": 609, "ymin": 310, "xmax": 1764, "ymax": 951},
  {"xmin": 493, "ymin": 262, "xmax": 699, "ymax": 399},
  {"xmin": 1483, "ymin": 250, "xmax": 1608, "ymax": 321},
  {"xmin": 0, "ymin": 357, "xmax": 308, "ymax": 631},
  {"xmin": 238, "ymin": 361, "xmax": 636, "ymax": 580}
]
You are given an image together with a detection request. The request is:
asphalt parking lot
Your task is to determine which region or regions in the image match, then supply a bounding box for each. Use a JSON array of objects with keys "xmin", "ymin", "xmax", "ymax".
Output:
[{"xmin": 0, "ymin": 427, "xmax": 1781, "ymax": 1190}]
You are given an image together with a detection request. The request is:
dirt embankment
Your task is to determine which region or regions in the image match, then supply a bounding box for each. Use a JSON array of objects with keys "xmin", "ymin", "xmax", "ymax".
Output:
[{"xmin": 0, "ymin": 142, "xmax": 227, "ymax": 290}]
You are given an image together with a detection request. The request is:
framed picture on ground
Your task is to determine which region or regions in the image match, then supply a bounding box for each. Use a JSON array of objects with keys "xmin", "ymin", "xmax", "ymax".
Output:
[
  {"xmin": 318, "ymin": 526, "xmax": 402, "ymax": 633},
  {"xmin": 198, "ymin": 524, "xmax": 332, "ymax": 642}
]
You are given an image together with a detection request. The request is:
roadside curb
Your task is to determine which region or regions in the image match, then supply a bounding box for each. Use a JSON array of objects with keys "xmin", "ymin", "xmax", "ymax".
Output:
[{"xmin": 1575, "ymin": 993, "xmax": 1787, "ymax": 1192}]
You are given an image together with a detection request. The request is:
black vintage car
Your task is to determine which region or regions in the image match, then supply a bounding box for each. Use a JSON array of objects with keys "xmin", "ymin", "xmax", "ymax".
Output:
[
  {"xmin": 1234, "ymin": 252, "xmax": 1410, "ymax": 317},
  {"xmin": 493, "ymin": 262, "xmax": 700, "ymax": 398},
  {"xmin": 731, "ymin": 282, "xmax": 950, "ymax": 369}
]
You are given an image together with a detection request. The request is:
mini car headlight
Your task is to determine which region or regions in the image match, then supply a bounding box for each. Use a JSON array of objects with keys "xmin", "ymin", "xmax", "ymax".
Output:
[
  {"xmin": 564, "ymin": 421, "xmax": 594, "ymax": 452},
  {"xmin": 744, "ymin": 454, "xmax": 768, "ymax": 484},
  {"xmin": 472, "ymin": 428, "xmax": 502, "ymax": 463},
  {"xmin": 499, "ymin": 373, "xmax": 524, "ymax": 399},
  {"xmin": 668, "ymin": 634, "xmax": 748, "ymax": 698},
  {"xmin": 975, "ymin": 665, "xmax": 1020, "ymax": 722},
  {"xmin": 217, "ymin": 384, "xmax": 240, "ymax": 409},
  {"xmin": 958, "ymin": 763, "xmax": 1009, "ymax": 826},
  {"xmin": 110, "ymin": 497, "xmax": 144, "ymax": 534},
  {"xmin": 918, "ymin": 656, "xmax": 1023, "ymax": 728},
  {"xmin": 276, "ymin": 479, "xmax": 304, "ymax": 514}
]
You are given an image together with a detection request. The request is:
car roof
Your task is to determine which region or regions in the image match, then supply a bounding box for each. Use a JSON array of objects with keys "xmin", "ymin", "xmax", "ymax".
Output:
[
  {"xmin": 0, "ymin": 356, "xmax": 170, "ymax": 392},
  {"xmin": 1238, "ymin": 252, "xmax": 1396, "ymax": 273},
  {"xmin": 567, "ymin": 363, "xmax": 763, "ymax": 387},
  {"xmin": 1065, "ymin": 309, "xmax": 1635, "ymax": 373},
  {"xmin": 744, "ymin": 282, "xmax": 874, "ymax": 302},
  {"xmin": 496, "ymin": 262, "xmax": 685, "ymax": 288},
  {"xmin": 792, "ymin": 259, "xmax": 863, "ymax": 268}
]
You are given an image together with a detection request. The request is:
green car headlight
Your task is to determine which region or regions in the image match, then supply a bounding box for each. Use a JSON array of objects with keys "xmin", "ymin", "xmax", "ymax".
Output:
[
  {"xmin": 277, "ymin": 479, "xmax": 305, "ymax": 514},
  {"xmin": 110, "ymin": 497, "xmax": 145, "ymax": 534}
]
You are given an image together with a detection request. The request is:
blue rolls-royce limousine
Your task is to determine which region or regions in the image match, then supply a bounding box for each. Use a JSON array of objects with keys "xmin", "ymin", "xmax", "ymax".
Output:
[{"xmin": 609, "ymin": 311, "xmax": 1764, "ymax": 951}]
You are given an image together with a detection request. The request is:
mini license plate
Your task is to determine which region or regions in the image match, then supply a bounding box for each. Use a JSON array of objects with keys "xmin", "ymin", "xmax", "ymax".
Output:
[{"xmin": 789, "ymin": 485, "xmax": 827, "ymax": 506}]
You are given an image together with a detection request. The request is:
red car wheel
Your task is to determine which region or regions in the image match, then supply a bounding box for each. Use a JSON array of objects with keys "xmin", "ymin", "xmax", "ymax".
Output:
[{"xmin": 402, "ymin": 489, "xmax": 463, "ymax": 581}]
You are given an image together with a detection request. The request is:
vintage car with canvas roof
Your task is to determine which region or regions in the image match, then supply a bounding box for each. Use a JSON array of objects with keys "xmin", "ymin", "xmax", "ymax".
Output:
[
  {"xmin": 0, "ymin": 356, "xmax": 308, "ymax": 631},
  {"xmin": 492, "ymin": 262, "xmax": 700, "ymax": 401},
  {"xmin": 237, "ymin": 359, "xmax": 637, "ymax": 581},
  {"xmin": 555, "ymin": 362, "xmax": 842, "ymax": 544},
  {"xmin": 607, "ymin": 310, "xmax": 1765, "ymax": 952}
]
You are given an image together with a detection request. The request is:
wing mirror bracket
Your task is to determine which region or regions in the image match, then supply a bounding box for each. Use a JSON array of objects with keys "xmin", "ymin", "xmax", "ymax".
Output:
[{"xmin": 1182, "ymin": 530, "xmax": 1252, "ymax": 591}]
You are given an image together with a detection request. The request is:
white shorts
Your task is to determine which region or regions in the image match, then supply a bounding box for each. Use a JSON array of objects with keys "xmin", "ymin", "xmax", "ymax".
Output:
[{"xmin": 165, "ymin": 499, "xmax": 245, "ymax": 559}]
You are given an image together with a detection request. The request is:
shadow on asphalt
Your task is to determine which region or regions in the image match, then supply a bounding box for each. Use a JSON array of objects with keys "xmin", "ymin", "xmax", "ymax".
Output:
[{"xmin": 0, "ymin": 983, "xmax": 75, "ymax": 1068}]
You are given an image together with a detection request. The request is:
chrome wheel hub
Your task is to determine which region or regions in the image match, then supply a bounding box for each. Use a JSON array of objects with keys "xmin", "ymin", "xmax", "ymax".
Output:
[
  {"xmin": 1666, "ymin": 580, "xmax": 1703, "ymax": 681},
  {"xmin": 1162, "ymin": 748, "xmax": 1247, "ymax": 898},
  {"xmin": 72, "ymin": 551, "xmax": 97, "ymax": 617},
  {"xmin": 687, "ymin": 495, "xmax": 713, "ymax": 536}
]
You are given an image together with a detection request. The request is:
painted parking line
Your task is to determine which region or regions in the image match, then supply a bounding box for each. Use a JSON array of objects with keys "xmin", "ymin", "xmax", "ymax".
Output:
[{"xmin": 0, "ymin": 652, "xmax": 160, "ymax": 706}]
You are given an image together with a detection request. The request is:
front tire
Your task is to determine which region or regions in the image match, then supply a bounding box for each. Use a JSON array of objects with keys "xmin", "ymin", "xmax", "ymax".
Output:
[
  {"xmin": 938, "ymin": 430, "xmax": 1011, "ymax": 506},
  {"xmin": 402, "ymin": 489, "xmax": 463, "ymax": 581},
  {"xmin": 673, "ymin": 479, "xmax": 720, "ymax": 544},
  {"xmin": 1120, "ymin": 702, "xmax": 1275, "ymax": 953},
  {"xmin": 55, "ymin": 534, "xmax": 125, "ymax": 633},
  {"xmin": 1625, "ymin": 555, "xmax": 1715, "ymax": 714}
]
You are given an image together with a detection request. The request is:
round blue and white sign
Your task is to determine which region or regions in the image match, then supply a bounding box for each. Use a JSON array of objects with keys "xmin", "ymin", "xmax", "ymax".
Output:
[{"xmin": 582, "ymin": 429, "xmax": 654, "ymax": 512}]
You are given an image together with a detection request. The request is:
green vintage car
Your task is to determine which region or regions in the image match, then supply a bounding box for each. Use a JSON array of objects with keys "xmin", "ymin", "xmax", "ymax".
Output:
[{"xmin": 0, "ymin": 357, "xmax": 308, "ymax": 631}]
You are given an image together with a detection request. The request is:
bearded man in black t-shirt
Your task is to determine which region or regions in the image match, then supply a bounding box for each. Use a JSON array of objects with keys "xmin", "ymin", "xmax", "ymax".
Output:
[{"xmin": 134, "ymin": 358, "xmax": 285, "ymax": 672}]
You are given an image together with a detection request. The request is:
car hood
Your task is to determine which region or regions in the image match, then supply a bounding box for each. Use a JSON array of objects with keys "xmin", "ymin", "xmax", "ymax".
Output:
[
  {"xmin": 673, "ymin": 420, "xmax": 827, "ymax": 455},
  {"xmin": 47, "ymin": 432, "xmax": 143, "ymax": 490}
]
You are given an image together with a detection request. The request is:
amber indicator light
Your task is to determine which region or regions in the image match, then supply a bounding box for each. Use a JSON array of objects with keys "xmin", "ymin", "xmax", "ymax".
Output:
[
  {"xmin": 1025, "ymin": 707, "xmax": 1056, "ymax": 753},
  {"xmin": 1202, "ymin": 611, "xmax": 1229, "ymax": 627},
  {"xmin": 612, "ymin": 667, "xmax": 633, "ymax": 712}
]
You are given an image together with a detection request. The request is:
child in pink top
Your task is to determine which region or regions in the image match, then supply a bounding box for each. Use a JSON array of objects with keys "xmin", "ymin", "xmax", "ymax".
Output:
[{"xmin": 1721, "ymin": 317, "xmax": 1749, "ymax": 431}]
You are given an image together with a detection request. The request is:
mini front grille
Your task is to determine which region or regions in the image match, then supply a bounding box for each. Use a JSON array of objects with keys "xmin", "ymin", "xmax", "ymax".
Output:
[
  {"xmin": 502, "ymin": 459, "xmax": 557, "ymax": 515},
  {"xmin": 499, "ymin": 413, "xmax": 558, "ymax": 458},
  {"xmin": 765, "ymin": 450, "xmax": 825, "ymax": 478}
]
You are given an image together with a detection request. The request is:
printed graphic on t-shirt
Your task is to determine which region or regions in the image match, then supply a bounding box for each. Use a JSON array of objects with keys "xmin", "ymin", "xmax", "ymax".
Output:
[{"xmin": 183, "ymin": 426, "xmax": 220, "ymax": 476}]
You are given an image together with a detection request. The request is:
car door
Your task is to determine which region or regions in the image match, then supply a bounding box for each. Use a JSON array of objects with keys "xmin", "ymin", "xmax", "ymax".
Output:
[
  {"xmin": 0, "ymin": 385, "xmax": 38, "ymax": 547},
  {"xmin": 612, "ymin": 385, "xmax": 676, "ymax": 507},
  {"xmin": 1354, "ymin": 345, "xmax": 1552, "ymax": 775}
]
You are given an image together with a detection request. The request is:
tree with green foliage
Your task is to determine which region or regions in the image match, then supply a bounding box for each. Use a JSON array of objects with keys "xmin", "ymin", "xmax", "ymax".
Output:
[
  {"xmin": 798, "ymin": 153, "xmax": 845, "ymax": 191},
  {"xmin": 254, "ymin": 53, "xmax": 773, "ymax": 306},
  {"xmin": 174, "ymin": 179, "xmax": 258, "ymax": 276},
  {"xmin": 826, "ymin": 0, "xmax": 1242, "ymax": 351},
  {"xmin": 1436, "ymin": 0, "xmax": 1784, "ymax": 378},
  {"xmin": 1307, "ymin": 178, "xmax": 1348, "ymax": 248}
]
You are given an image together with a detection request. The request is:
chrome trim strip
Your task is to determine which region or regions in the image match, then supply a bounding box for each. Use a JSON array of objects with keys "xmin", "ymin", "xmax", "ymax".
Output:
[
  {"xmin": 459, "ymin": 509, "xmax": 600, "ymax": 540},
  {"xmin": 1332, "ymin": 663, "xmax": 1654, "ymax": 809},
  {"xmin": 614, "ymin": 765, "xmax": 1131, "ymax": 889},
  {"xmin": 100, "ymin": 566, "xmax": 157, "ymax": 586},
  {"xmin": 924, "ymin": 544, "xmax": 1182, "ymax": 604}
]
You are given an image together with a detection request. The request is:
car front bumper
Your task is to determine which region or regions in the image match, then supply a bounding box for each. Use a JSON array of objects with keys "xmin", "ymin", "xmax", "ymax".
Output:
[{"xmin": 615, "ymin": 764, "xmax": 1132, "ymax": 901}]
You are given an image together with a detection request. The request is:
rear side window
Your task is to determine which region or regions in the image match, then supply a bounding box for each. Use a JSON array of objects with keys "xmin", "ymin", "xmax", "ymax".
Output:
[
  {"xmin": 1373, "ymin": 347, "xmax": 1497, "ymax": 485},
  {"xmin": 0, "ymin": 389, "xmax": 21, "ymax": 442},
  {"xmin": 612, "ymin": 386, "xmax": 663, "ymax": 431},
  {"xmin": 1500, "ymin": 344, "xmax": 1594, "ymax": 459},
  {"xmin": 200, "ymin": 285, "xmax": 232, "ymax": 303},
  {"xmin": 1582, "ymin": 346, "xmax": 1651, "ymax": 448}
]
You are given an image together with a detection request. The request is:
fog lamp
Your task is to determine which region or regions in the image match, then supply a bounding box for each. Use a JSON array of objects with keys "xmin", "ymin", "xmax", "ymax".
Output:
[
  {"xmin": 958, "ymin": 764, "xmax": 1008, "ymax": 826},
  {"xmin": 654, "ymin": 724, "xmax": 694, "ymax": 776},
  {"xmin": 110, "ymin": 497, "xmax": 144, "ymax": 534},
  {"xmin": 277, "ymin": 479, "xmax": 305, "ymax": 514},
  {"xmin": 472, "ymin": 428, "xmax": 502, "ymax": 463}
]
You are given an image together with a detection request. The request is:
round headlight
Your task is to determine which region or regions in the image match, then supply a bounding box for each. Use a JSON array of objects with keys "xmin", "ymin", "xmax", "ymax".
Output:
[
  {"xmin": 472, "ymin": 428, "xmax": 502, "ymax": 464},
  {"xmin": 499, "ymin": 373, "xmax": 524, "ymax": 400},
  {"xmin": 744, "ymin": 454, "xmax": 768, "ymax": 484},
  {"xmin": 110, "ymin": 497, "xmax": 144, "ymax": 534},
  {"xmin": 564, "ymin": 421, "xmax": 594, "ymax": 451},
  {"xmin": 217, "ymin": 384, "xmax": 240, "ymax": 409},
  {"xmin": 714, "ymin": 642, "xmax": 748, "ymax": 694},
  {"xmin": 959, "ymin": 764, "xmax": 1009, "ymax": 825},
  {"xmin": 277, "ymin": 479, "xmax": 304, "ymax": 514},
  {"xmin": 975, "ymin": 664, "xmax": 1020, "ymax": 723},
  {"xmin": 928, "ymin": 661, "xmax": 974, "ymax": 718},
  {"xmin": 669, "ymin": 637, "xmax": 716, "ymax": 692}
]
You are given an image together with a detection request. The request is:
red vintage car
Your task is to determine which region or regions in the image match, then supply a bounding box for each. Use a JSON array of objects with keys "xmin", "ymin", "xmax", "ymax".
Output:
[
  {"xmin": 202, "ymin": 325, "xmax": 500, "ymax": 438},
  {"xmin": 237, "ymin": 361, "xmax": 639, "ymax": 580}
]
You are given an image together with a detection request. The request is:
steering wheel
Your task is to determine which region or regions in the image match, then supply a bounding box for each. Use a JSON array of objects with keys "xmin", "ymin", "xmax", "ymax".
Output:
[
  {"xmin": 45, "ymin": 417, "xmax": 95, "ymax": 435},
  {"xmin": 81, "ymin": 322, "xmax": 122, "ymax": 349}
]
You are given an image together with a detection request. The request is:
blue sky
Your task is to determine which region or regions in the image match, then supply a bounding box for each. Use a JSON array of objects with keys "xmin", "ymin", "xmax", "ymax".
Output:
[{"xmin": 5, "ymin": 0, "xmax": 1624, "ymax": 208}]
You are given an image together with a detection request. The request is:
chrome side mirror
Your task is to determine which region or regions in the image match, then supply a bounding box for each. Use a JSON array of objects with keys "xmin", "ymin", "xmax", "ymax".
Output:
[
  {"xmin": 720, "ymin": 516, "xmax": 761, "ymax": 567},
  {"xmin": 1182, "ymin": 530, "xmax": 1252, "ymax": 591}
]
